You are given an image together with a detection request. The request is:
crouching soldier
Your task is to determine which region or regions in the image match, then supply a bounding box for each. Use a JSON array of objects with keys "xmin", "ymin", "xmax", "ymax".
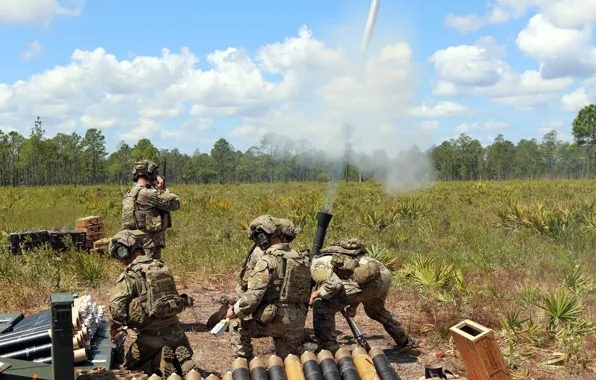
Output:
[
  {"xmin": 226, "ymin": 215, "xmax": 310, "ymax": 361},
  {"xmin": 309, "ymin": 238, "xmax": 416, "ymax": 354},
  {"xmin": 106, "ymin": 229, "xmax": 197, "ymax": 378}
]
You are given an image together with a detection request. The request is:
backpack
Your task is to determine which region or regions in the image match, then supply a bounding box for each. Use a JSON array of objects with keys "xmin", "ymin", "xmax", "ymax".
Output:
[
  {"xmin": 129, "ymin": 260, "xmax": 185, "ymax": 319},
  {"xmin": 277, "ymin": 250, "xmax": 312, "ymax": 304}
]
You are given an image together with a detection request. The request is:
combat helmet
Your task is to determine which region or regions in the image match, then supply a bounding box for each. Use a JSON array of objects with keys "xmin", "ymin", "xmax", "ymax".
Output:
[
  {"xmin": 109, "ymin": 230, "xmax": 145, "ymax": 261},
  {"xmin": 276, "ymin": 218, "xmax": 302, "ymax": 242},
  {"xmin": 132, "ymin": 160, "xmax": 158, "ymax": 182}
]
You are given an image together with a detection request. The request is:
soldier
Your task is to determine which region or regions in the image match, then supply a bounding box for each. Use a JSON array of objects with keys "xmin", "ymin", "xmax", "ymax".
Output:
[
  {"xmin": 226, "ymin": 215, "xmax": 309, "ymax": 361},
  {"xmin": 106, "ymin": 229, "xmax": 197, "ymax": 378},
  {"xmin": 122, "ymin": 160, "xmax": 180, "ymax": 259},
  {"xmin": 309, "ymin": 238, "xmax": 416, "ymax": 354}
]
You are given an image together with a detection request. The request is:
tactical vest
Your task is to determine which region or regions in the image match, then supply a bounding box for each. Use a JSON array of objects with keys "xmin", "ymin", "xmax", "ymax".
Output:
[
  {"xmin": 126, "ymin": 259, "xmax": 185, "ymax": 321},
  {"xmin": 263, "ymin": 246, "xmax": 311, "ymax": 305},
  {"xmin": 122, "ymin": 184, "xmax": 144, "ymax": 230},
  {"xmin": 122, "ymin": 184, "xmax": 167, "ymax": 232}
]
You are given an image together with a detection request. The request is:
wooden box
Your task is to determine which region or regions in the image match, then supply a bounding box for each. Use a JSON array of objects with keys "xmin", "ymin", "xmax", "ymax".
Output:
[
  {"xmin": 76, "ymin": 216, "xmax": 103, "ymax": 228},
  {"xmin": 75, "ymin": 224, "xmax": 104, "ymax": 234},
  {"xmin": 450, "ymin": 320, "xmax": 511, "ymax": 380}
]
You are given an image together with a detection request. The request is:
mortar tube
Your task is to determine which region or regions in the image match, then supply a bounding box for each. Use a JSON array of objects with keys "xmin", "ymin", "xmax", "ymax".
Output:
[
  {"xmin": 301, "ymin": 352, "xmax": 324, "ymax": 380},
  {"xmin": 369, "ymin": 348, "xmax": 401, "ymax": 380},
  {"xmin": 0, "ymin": 330, "xmax": 51, "ymax": 354},
  {"xmin": 335, "ymin": 349, "xmax": 360, "ymax": 380},
  {"xmin": 250, "ymin": 357, "xmax": 270, "ymax": 380},
  {"xmin": 232, "ymin": 358, "xmax": 251, "ymax": 380},
  {"xmin": 284, "ymin": 354, "xmax": 305, "ymax": 380},
  {"xmin": 205, "ymin": 374, "xmax": 221, "ymax": 380},
  {"xmin": 351, "ymin": 348, "xmax": 380, "ymax": 380},
  {"xmin": 0, "ymin": 342, "xmax": 52, "ymax": 359},
  {"xmin": 267, "ymin": 355, "xmax": 287, "ymax": 380},
  {"xmin": 316, "ymin": 350, "xmax": 341, "ymax": 380},
  {"xmin": 311, "ymin": 212, "xmax": 332, "ymax": 258}
]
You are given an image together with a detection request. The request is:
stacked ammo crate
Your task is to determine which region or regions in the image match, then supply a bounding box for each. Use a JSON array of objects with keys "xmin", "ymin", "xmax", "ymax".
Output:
[{"xmin": 75, "ymin": 216, "xmax": 106, "ymax": 251}]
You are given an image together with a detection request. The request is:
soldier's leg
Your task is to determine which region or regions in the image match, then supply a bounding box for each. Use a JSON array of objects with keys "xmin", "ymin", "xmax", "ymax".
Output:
[
  {"xmin": 145, "ymin": 246, "xmax": 161, "ymax": 260},
  {"xmin": 271, "ymin": 305, "xmax": 307, "ymax": 357},
  {"xmin": 165, "ymin": 323, "xmax": 196, "ymax": 375},
  {"xmin": 313, "ymin": 299, "xmax": 341, "ymax": 354},
  {"xmin": 229, "ymin": 319, "xmax": 255, "ymax": 360},
  {"xmin": 361, "ymin": 272, "xmax": 408, "ymax": 346}
]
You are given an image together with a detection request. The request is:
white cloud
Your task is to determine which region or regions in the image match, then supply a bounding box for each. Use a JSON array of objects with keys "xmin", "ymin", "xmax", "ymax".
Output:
[
  {"xmin": 407, "ymin": 101, "xmax": 472, "ymax": 118},
  {"xmin": 20, "ymin": 41, "xmax": 43, "ymax": 61},
  {"xmin": 516, "ymin": 14, "xmax": 596, "ymax": 79},
  {"xmin": 444, "ymin": 0, "xmax": 596, "ymax": 33},
  {"xmin": 561, "ymin": 77, "xmax": 596, "ymax": 112},
  {"xmin": 537, "ymin": 120, "xmax": 565, "ymax": 133},
  {"xmin": 456, "ymin": 121, "xmax": 509, "ymax": 134},
  {"xmin": 430, "ymin": 37, "xmax": 575, "ymax": 110},
  {"xmin": 0, "ymin": 0, "xmax": 83, "ymax": 25}
]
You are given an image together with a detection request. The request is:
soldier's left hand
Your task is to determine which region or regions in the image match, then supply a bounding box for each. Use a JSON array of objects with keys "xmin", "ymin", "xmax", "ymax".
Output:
[
  {"xmin": 226, "ymin": 306, "xmax": 236, "ymax": 319},
  {"xmin": 345, "ymin": 305, "xmax": 357, "ymax": 318}
]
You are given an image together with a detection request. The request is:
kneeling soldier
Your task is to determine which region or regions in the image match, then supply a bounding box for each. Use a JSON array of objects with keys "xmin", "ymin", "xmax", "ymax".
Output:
[{"xmin": 106, "ymin": 229, "xmax": 197, "ymax": 377}]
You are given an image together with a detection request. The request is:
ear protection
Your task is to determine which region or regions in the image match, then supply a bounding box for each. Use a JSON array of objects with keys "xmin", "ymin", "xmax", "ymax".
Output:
[{"xmin": 111, "ymin": 239, "xmax": 132, "ymax": 261}]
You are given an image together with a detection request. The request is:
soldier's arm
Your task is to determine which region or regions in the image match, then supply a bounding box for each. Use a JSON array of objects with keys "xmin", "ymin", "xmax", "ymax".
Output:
[
  {"xmin": 311, "ymin": 264, "xmax": 344, "ymax": 299},
  {"xmin": 137, "ymin": 188, "xmax": 181, "ymax": 211},
  {"xmin": 107, "ymin": 274, "xmax": 133, "ymax": 329},
  {"xmin": 232, "ymin": 259, "xmax": 271, "ymax": 319}
]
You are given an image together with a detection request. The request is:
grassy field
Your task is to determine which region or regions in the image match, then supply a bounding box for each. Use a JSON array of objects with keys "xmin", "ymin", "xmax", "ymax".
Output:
[{"xmin": 0, "ymin": 180, "xmax": 595, "ymax": 378}]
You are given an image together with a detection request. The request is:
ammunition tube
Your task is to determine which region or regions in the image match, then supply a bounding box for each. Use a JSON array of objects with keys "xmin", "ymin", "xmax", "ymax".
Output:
[
  {"xmin": 335, "ymin": 349, "xmax": 360, "ymax": 380},
  {"xmin": 185, "ymin": 369, "xmax": 203, "ymax": 380},
  {"xmin": 317, "ymin": 350, "xmax": 341, "ymax": 380},
  {"xmin": 351, "ymin": 348, "xmax": 380, "ymax": 380},
  {"xmin": 250, "ymin": 357, "xmax": 270, "ymax": 380},
  {"xmin": 1, "ymin": 342, "xmax": 52, "ymax": 359},
  {"xmin": 205, "ymin": 374, "xmax": 221, "ymax": 380},
  {"xmin": 369, "ymin": 348, "xmax": 400, "ymax": 380},
  {"xmin": 166, "ymin": 373, "xmax": 182, "ymax": 380},
  {"xmin": 148, "ymin": 374, "xmax": 162, "ymax": 380},
  {"xmin": 33, "ymin": 356, "xmax": 52, "ymax": 363},
  {"xmin": 0, "ymin": 324, "xmax": 51, "ymax": 341},
  {"xmin": 74, "ymin": 347, "xmax": 88, "ymax": 363},
  {"xmin": 284, "ymin": 354, "xmax": 305, "ymax": 380},
  {"xmin": 0, "ymin": 330, "xmax": 50, "ymax": 354},
  {"xmin": 223, "ymin": 371, "xmax": 234, "ymax": 380},
  {"xmin": 301, "ymin": 352, "xmax": 324, "ymax": 380},
  {"xmin": 267, "ymin": 355, "xmax": 287, "ymax": 380},
  {"xmin": 232, "ymin": 358, "xmax": 251, "ymax": 380}
]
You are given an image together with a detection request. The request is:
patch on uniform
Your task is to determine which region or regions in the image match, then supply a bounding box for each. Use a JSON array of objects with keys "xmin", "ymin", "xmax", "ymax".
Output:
[{"xmin": 311, "ymin": 268, "xmax": 331, "ymax": 283}]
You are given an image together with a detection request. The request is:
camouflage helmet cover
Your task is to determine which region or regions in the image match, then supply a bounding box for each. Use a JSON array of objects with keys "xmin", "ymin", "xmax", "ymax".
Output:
[
  {"xmin": 247, "ymin": 215, "xmax": 302, "ymax": 240},
  {"xmin": 320, "ymin": 238, "xmax": 365, "ymax": 256},
  {"xmin": 132, "ymin": 160, "xmax": 158, "ymax": 179},
  {"xmin": 109, "ymin": 229, "xmax": 145, "ymax": 259}
]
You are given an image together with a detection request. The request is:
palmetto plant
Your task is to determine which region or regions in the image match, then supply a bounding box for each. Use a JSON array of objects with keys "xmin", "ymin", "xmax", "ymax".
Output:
[
  {"xmin": 365, "ymin": 244, "xmax": 398, "ymax": 270},
  {"xmin": 537, "ymin": 288, "xmax": 582, "ymax": 331}
]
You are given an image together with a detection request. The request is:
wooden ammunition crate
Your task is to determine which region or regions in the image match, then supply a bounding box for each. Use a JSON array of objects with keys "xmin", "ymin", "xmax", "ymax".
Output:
[
  {"xmin": 76, "ymin": 224, "xmax": 104, "ymax": 234},
  {"xmin": 76, "ymin": 216, "xmax": 103, "ymax": 228},
  {"xmin": 450, "ymin": 320, "xmax": 511, "ymax": 380},
  {"xmin": 7, "ymin": 230, "xmax": 51, "ymax": 254},
  {"xmin": 92, "ymin": 238, "xmax": 110, "ymax": 254}
]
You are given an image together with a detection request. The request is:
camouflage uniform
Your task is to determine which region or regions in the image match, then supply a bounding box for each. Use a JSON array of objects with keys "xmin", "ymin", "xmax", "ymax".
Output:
[
  {"xmin": 122, "ymin": 160, "xmax": 180, "ymax": 260},
  {"xmin": 229, "ymin": 216, "xmax": 309, "ymax": 360},
  {"xmin": 310, "ymin": 239, "xmax": 408, "ymax": 353},
  {"xmin": 106, "ymin": 230, "xmax": 196, "ymax": 377}
]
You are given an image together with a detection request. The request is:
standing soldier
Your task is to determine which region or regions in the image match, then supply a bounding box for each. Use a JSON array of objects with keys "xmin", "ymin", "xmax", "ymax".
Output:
[
  {"xmin": 309, "ymin": 238, "xmax": 416, "ymax": 354},
  {"xmin": 122, "ymin": 160, "xmax": 180, "ymax": 260},
  {"xmin": 106, "ymin": 229, "xmax": 197, "ymax": 378},
  {"xmin": 226, "ymin": 215, "xmax": 309, "ymax": 361}
]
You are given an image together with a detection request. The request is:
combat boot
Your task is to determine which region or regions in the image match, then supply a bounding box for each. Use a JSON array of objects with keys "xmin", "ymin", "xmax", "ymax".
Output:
[
  {"xmin": 175, "ymin": 346, "xmax": 196, "ymax": 375},
  {"xmin": 394, "ymin": 336, "xmax": 416, "ymax": 352},
  {"xmin": 160, "ymin": 346, "xmax": 176, "ymax": 378}
]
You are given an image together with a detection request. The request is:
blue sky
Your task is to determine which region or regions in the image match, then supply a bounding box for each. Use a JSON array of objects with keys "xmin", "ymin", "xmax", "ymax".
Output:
[{"xmin": 0, "ymin": 0, "xmax": 595, "ymax": 155}]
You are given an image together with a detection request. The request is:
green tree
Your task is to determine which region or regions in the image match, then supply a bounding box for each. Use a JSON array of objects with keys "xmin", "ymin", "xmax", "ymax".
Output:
[
  {"xmin": 572, "ymin": 104, "xmax": 596, "ymax": 178},
  {"xmin": 82, "ymin": 128, "xmax": 107, "ymax": 184},
  {"xmin": 131, "ymin": 138, "xmax": 159, "ymax": 162}
]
